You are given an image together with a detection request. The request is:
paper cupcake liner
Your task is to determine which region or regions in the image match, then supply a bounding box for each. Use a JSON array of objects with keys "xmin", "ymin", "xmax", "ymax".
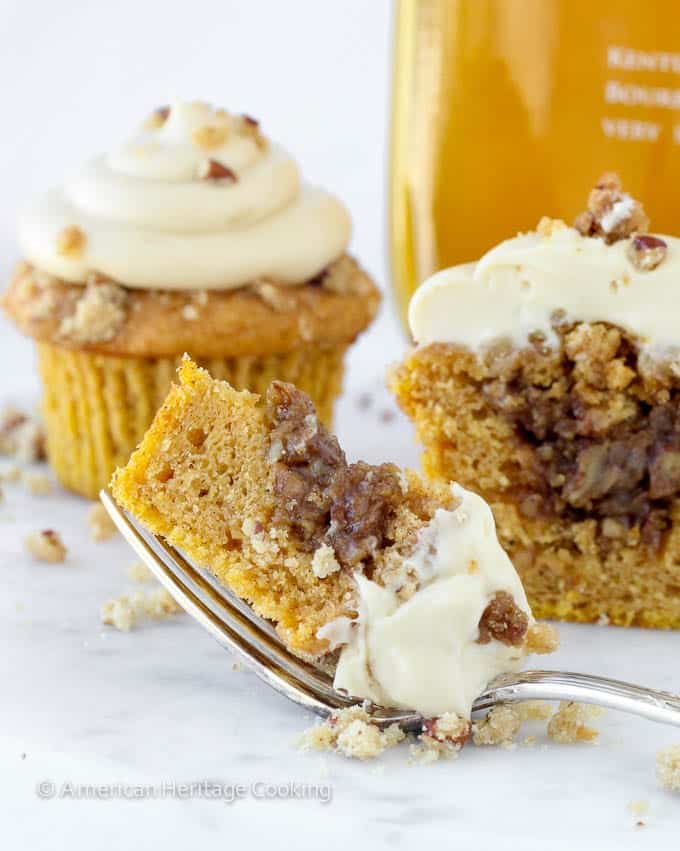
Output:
[{"xmin": 37, "ymin": 342, "xmax": 347, "ymax": 499}]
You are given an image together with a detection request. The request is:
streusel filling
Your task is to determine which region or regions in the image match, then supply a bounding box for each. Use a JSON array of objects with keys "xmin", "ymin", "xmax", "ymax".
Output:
[{"xmin": 481, "ymin": 320, "xmax": 680, "ymax": 550}]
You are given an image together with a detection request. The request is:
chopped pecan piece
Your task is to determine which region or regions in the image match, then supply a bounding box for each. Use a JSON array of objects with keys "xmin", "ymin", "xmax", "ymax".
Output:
[
  {"xmin": 477, "ymin": 591, "xmax": 528, "ymax": 647},
  {"xmin": 198, "ymin": 159, "xmax": 237, "ymax": 182},
  {"xmin": 627, "ymin": 234, "xmax": 667, "ymax": 272}
]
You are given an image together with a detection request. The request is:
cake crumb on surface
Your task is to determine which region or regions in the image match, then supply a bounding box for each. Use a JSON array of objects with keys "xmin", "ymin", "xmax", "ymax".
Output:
[
  {"xmin": 126, "ymin": 560, "xmax": 153, "ymax": 583},
  {"xmin": 412, "ymin": 713, "xmax": 472, "ymax": 763},
  {"xmin": 22, "ymin": 471, "xmax": 52, "ymax": 496},
  {"xmin": 88, "ymin": 502, "xmax": 118, "ymax": 541},
  {"xmin": 656, "ymin": 743, "xmax": 680, "ymax": 791},
  {"xmin": 547, "ymin": 701, "xmax": 602, "ymax": 744},
  {"xmin": 473, "ymin": 705, "xmax": 521, "ymax": 747},
  {"xmin": 0, "ymin": 406, "xmax": 46, "ymax": 463},
  {"xmin": 100, "ymin": 587, "xmax": 182, "ymax": 631},
  {"xmin": 24, "ymin": 530, "xmax": 67, "ymax": 563},
  {"xmin": 628, "ymin": 799, "xmax": 649, "ymax": 816},
  {"xmin": 298, "ymin": 706, "xmax": 405, "ymax": 761}
]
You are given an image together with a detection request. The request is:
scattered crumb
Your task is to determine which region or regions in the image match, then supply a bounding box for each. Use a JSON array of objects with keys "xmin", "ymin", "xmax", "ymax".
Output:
[
  {"xmin": 547, "ymin": 702, "xmax": 602, "ymax": 744},
  {"xmin": 311, "ymin": 544, "xmax": 341, "ymax": 579},
  {"xmin": 522, "ymin": 735, "xmax": 537, "ymax": 747},
  {"xmin": 298, "ymin": 706, "xmax": 405, "ymax": 761},
  {"xmin": 100, "ymin": 587, "xmax": 182, "ymax": 632},
  {"xmin": 628, "ymin": 799, "xmax": 649, "ymax": 816},
  {"xmin": 88, "ymin": 502, "xmax": 118, "ymax": 542},
  {"xmin": 473, "ymin": 705, "xmax": 521, "ymax": 747},
  {"xmin": 101, "ymin": 596, "xmax": 136, "ymax": 632},
  {"xmin": 22, "ymin": 471, "xmax": 52, "ymax": 496},
  {"xmin": 126, "ymin": 560, "xmax": 153, "ymax": 583},
  {"xmin": 24, "ymin": 530, "xmax": 67, "ymax": 564},
  {"xmin": 0, "ymin": 406, "xmax": 46, "ymax": 463},
  {"xmin": 0, "ymin": 464, "xmax": 21, "ymax": 483},
  {"xmin": 231, "ymin": 661, "xmax": 244, "ymax": 673},
  {"xmin": 656, "ymin": 743, "xmax": 680, "ymax": 791},
  {"xmin": 411, "ymin": 713, "xmax": 472, "ymax": 763},
  {"xmin": 525, "ymin": 622, "xmax": 560, "ymax": 654}
]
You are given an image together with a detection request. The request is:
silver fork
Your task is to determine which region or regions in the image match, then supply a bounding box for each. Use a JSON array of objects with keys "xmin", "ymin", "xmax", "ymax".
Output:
[{"xmin": 100, "ymin": 489, "xmax": 680, "ymax": 731}]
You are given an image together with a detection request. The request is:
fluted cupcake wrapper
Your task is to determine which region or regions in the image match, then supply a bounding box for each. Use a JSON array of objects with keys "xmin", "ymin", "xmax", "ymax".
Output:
[{"xmin": 37, "ymin": 342, "xmax": 346, "ymax": 499}]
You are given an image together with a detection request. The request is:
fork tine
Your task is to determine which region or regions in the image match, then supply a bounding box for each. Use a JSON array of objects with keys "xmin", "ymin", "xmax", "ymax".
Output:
[{"xmin": 100, "ymin": 489, "xmax": 356, "ymax": 717}]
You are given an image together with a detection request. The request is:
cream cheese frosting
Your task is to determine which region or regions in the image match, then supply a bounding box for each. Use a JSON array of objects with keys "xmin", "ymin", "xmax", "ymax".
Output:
[
  {"xmin": 330, "ymin": 484, "xmax": 531, "ymax": 718},
  {"xmin": 18, "ymin": 100, "xmax": 351, "ymax": 289},
  {"xmin": 409, "ymin": 224, "xmax": 680, "ymax": 359}
]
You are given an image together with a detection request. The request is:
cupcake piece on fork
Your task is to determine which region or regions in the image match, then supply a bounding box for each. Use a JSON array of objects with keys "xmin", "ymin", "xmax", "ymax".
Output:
[{"xmin": 112, "ymin": 358, "xmax": 555, "ymax": 724}]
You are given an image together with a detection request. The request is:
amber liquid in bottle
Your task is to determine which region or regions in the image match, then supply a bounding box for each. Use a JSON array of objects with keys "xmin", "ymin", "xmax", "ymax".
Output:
[{"xmin": 389, "ymin": 0, "xmax": 680, "ymax": 331}]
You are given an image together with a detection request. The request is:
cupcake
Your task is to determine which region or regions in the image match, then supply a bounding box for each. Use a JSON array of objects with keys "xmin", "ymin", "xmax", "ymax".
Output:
[
  {"xmin": 3, "ymin": 101, "xmax": 379, "ymax": 498},
  {"xmin": 392, "ymin": 174, "xmax": 680, "ymax": 630}
]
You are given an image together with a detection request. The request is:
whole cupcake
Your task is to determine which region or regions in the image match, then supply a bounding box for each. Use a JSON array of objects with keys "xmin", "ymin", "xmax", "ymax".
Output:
[{"xmin": 2, "ymin": 100, "xmax": 379, "ymax": 499}]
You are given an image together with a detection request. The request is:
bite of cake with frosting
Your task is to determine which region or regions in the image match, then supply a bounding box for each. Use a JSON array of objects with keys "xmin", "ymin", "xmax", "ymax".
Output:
[
  {"xmin": 393, "ymin": 174, "xmax": 680, "ymax": 631},
  {"xmin": 112, "ymin": 358, "xmax": 555, "ymax": 722}
]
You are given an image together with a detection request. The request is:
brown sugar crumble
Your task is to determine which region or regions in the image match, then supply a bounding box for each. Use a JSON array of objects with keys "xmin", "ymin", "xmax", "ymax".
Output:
[
  {"xmin": 58, "ymin": 280, "xmax": 127, "ymax": 344},
  {"xmin": 656, "ymin": 743, "xmax": 680, "ymax": 791},
  {"xmin": 481, "ymin": 321, "xmax": 680, "ymax": 552},
  {"xmin": 198, "ymin": 159, "xmax": 237, "ymax": 182},
  {"xmin": 24, "ymin": 530, "xmax": 67, "ymax": 564},
  {"xmin": 267, "ymin": 381, "xmax": 404, "ymax": 569}
]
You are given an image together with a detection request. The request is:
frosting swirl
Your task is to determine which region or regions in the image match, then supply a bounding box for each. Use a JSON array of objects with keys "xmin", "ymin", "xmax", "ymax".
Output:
[
  {"xmin": 18, "ymin": 101, "xmax": 351, "ymax": 290},
  {"xmin": 410, "ymin": 222, "xmax": 680, "ymax": 360}
]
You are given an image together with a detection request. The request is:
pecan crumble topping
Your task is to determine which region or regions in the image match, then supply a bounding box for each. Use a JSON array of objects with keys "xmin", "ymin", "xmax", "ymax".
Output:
[
  {"xmin": 573, "ymin": 172, "xmax": 649, "ymax": 244},
  {"xmin": 477, "ymin": 590, "xmax": 529, "ymax": 647},
  {"xmin": 58, "ymin": 280, "xmax": 127, "ymax": 344},
  {"xmin": 266, "ymin": 382, "xmax": 402, "ymax": 569}
]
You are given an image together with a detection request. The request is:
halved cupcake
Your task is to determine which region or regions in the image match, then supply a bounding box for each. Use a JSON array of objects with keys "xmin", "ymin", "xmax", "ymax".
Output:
[
  {"xmin": 3, "ymin": 100, "xmax": 379, "ymax": 498},
  {"xmin": 392, "ymin": 174, "xmax": 680, "ymax": 629}
]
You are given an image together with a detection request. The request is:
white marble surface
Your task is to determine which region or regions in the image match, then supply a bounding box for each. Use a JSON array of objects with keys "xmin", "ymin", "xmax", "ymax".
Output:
[{"xmin": 1, "ymin": 1, "xmax": 679, "ymax": 846}]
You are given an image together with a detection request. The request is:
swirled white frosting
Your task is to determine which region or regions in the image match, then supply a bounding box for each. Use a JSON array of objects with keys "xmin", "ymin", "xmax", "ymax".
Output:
[
  {"xmin": 18, "ymin": 101, "xmax": 351, "ymax": 289},
  {"xmin": 330, "ymin": 485, "xmax": 531, "ymax": 718},
  {"xmin": 409, "ymin": 224, "xmax": 680, "ymax": 359}
]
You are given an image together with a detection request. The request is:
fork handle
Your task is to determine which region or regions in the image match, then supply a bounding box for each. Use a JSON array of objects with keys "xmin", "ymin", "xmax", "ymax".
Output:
[{"xmin": 474, "ymin": 669, "xmax": 680, "ymax": 728}]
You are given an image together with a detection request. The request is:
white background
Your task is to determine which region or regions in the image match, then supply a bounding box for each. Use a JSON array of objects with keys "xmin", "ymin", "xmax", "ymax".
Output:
[{"xmin": 1, "ymin": 2, "xmax": 679, "ymax": 849}]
